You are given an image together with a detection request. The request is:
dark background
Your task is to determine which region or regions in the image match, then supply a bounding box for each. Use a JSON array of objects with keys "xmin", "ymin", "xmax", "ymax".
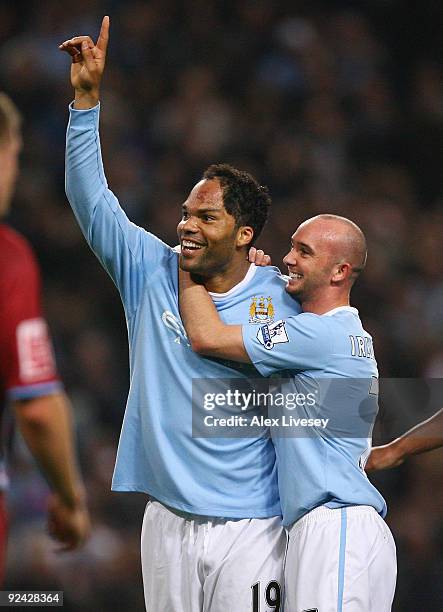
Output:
[{"xmin": 1, "ymin": 1, "xmax": 442, "ymax": 609}]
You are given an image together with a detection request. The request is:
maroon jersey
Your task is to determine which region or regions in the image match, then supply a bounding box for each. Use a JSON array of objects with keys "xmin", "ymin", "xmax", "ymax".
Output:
[{"xmin": 0, "ymin": 223, "xmax": 61, "ymax": 488}]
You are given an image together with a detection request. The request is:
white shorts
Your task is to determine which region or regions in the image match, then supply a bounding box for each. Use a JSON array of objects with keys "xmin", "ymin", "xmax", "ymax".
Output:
[
  {"xmin": 141, "ymin": 501, "xmax": 286, "ymax": 612},
  {"xmin": 285, "ymin": 505, "xmax": 397, "ymax": 612}
]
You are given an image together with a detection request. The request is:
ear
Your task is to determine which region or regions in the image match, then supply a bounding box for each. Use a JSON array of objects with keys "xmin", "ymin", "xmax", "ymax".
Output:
[
  {"xmin": 236, "ymin": 226, "xmax": 254, "ymax": 248},
  {"xmin": 331, "ymin": 262, "xmax": 352, "ymax": 283}
]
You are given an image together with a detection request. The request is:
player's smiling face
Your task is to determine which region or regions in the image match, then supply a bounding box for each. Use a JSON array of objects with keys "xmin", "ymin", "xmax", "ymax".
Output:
[
  {"xmin": 177, "ymin": 179, "xmax": 242, "ymax": 276},
  {"xmin": 283, "ymin": 221, "xmax": 336, "ymax": 301}
]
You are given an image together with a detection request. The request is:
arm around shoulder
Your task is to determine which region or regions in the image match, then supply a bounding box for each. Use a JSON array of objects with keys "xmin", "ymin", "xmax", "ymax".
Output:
[{"xmin": 179, "ymin": 269, "xmax": 250, "ymax": 362}]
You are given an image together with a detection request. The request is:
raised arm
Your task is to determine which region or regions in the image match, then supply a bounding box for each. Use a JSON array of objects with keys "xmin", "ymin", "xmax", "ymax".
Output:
[
  {"xmin": 62, "ymin": 16, "xmax": 115, "ymax": 241},
  {"xmin": 179, "ymin": 269, "xmax": 250, "ymax": 362},
  {"xmin": 366, "ymin": 407, "xmax": 443, "ymax": 471},
  {"xmin": 61, "ymin": 17, "xmax": 171, "ymax": 316}
]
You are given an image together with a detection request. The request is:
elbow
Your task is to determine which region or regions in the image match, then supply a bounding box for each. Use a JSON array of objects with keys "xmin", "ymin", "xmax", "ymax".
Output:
[
  {"xmin": 188, "ymin": 334, "xmax": 215, "ymax": 355},
  {"xmin": 15, "ymin": 397, "xmax": 49, "ymax": 419},
  {"xmin": 189, "ymin": 337, "xmax": 211, "ymax": 355},
  {"xmin": 15, "ymin": 404, "xmax": 51, "ymax": 436},
  {"xmin": 14, "ymin": 394, "xmax": 64, "ymax": 431}
]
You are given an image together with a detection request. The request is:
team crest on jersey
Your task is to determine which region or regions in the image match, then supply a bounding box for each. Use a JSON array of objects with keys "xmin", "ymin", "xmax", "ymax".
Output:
[
  {"xmin": 249, "ymin": 296, "xmax": 274, "ymax": 324},
  {"xmin": 257, "ymin": 320, "xmax": 289, "ymax": 350}
]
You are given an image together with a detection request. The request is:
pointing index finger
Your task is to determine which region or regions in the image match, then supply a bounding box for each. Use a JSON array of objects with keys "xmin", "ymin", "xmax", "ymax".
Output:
[{"xmin": 96, "ymin": 15, "xmax": 110, "ymax": 53}]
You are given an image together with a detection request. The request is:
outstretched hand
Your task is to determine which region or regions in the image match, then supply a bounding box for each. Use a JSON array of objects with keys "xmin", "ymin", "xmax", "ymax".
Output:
[{"xmin": 59, "ymin": 16, "xmax": 109, "ymax": 104}]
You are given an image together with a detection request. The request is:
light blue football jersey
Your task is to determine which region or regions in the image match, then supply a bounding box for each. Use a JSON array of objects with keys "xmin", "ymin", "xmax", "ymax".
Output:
[
  {"xmin": 242, "ymin": 306, "xmax": 387, "ymax": 526},
  {"xmin": 65, "ymin": 103, "xmax": 301, "ymax": 517}
]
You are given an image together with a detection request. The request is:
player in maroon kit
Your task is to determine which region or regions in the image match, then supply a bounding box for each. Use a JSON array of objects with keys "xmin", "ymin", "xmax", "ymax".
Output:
[{"xmin": 0, "ymin": 93, "xmax": 90, "ymax": 583}]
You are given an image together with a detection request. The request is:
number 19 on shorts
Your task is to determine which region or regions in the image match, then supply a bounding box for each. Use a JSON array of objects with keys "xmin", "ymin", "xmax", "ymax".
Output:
[{"xmin": 251, "ymin": 581, "xmax": 281, "ymax": 611}]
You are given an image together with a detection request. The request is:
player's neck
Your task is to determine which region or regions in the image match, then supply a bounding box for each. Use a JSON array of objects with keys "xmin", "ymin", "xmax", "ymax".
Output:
[
  {"xmin": 301, "ymin": 294, "xmax": 350, "ymax": 315},
  {"xmin": 203, "ymin": 258, "xmax": 251, "ymax": 294}
]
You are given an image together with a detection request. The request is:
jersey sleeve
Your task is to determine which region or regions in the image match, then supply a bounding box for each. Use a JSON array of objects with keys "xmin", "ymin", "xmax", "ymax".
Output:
[
  {"xmin": 242, "ymin": 313, "xmax": 332, "ymax": 377},
  {"xmin": 65, "ymin": 103, "xmax": 173, "ymax": 317},
  {"xmin": 0, "ymin": 242, "xmax": 62, "ymax": 401}
]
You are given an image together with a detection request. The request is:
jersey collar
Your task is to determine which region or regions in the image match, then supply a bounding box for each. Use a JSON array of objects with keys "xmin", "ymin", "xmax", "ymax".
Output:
[
  {"xmin": 323, "ymin": 305, "xmax": 359, "ymax": 317},
  {"xmin": 209, "ymin": 264, "xmax": 257, "ymax": 302}
]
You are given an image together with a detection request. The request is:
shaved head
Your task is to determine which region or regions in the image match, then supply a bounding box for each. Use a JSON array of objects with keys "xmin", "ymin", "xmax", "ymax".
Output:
[
  {"xmin": 298, "ymin": 214, "xmax": 367, "ymax": 280},
  {"xmin": 283, "ymin": 213, "xmax": 368, "ymax": 310}
]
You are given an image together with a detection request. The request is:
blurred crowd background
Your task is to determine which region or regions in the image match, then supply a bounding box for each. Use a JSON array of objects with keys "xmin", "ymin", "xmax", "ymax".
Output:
[{"xmin": 1, "ymin": 0, "xmax": 442, "ymax": 609}]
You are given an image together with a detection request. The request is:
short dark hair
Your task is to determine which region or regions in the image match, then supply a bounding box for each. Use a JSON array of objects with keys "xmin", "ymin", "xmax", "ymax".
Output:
[{"xmin": 202, "ymin": 163, "xmax": 271, "ymax": 244}]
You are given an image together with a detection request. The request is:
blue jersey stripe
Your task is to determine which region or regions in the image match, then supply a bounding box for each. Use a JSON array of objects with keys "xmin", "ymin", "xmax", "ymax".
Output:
[{"xmin": 337, "ymin": 507, "xmax": 347, "ymax": 612}]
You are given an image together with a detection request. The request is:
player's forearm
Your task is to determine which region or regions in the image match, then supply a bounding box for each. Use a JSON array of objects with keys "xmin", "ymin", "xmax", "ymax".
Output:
[
  {"xmin": 65, "ymin": 102, "xmax": 106, "ymax": 220},
  {"xmin": 179, "ymin": 273, "xmax": 249, "ymax": 362},
  {"xmin": 394, "ymin": 407, "xmax": 443, "ymax": 458},
  {"xmin": 368, "ymin": 408, "xmax": 443, "ymax": 471},
  {"xmin": 13, "ymin": 393, "xmax": 86, "ymax": 509},
  {"xmin": 180, "ymin": 277, "xmax": 225, "ymax": 352},
  {"xmin": 65, "ymin": 102, "xmax": 124, "ymax": 256}
]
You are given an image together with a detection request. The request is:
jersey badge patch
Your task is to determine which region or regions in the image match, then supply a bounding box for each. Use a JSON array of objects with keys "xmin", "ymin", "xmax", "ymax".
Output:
[
  {"xmin": 16, "ymin": 318, "xmax": 56, "ymax": 382},
  {"xmin": 249, "ymin": 296, "xmax": 274, "ymax": 324},
  {"xmin": 257, "ymin": 320, "xmax": 289, "ymax": 350}
]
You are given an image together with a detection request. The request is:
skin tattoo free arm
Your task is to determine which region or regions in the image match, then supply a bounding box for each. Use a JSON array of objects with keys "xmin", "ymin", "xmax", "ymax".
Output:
[
  {"xmin": 366, "ymin": 407, "xmax": 443, "ymax": 471},
  {"xmin": 179, "ymin": 268, "xmax": 251, "ymax": 362}
]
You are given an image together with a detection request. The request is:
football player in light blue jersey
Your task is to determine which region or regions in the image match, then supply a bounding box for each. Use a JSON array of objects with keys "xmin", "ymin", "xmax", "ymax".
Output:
[
  {"xmin": 180, "ymin": 214, "xmax": 397, "ymax": 611},
  {"xmin": 60, "ymin": 17, "xmax": 300, "ymax": 612}
]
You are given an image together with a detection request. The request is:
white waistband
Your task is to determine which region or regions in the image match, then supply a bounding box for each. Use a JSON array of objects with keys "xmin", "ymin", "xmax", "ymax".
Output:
[
  {"xmin": 148, "ymin": 498, "xmax": 245, "ymax": 523},
  {"xmin": 290, "ymin": 505, "xmax": 378, "ymax": 532}
]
